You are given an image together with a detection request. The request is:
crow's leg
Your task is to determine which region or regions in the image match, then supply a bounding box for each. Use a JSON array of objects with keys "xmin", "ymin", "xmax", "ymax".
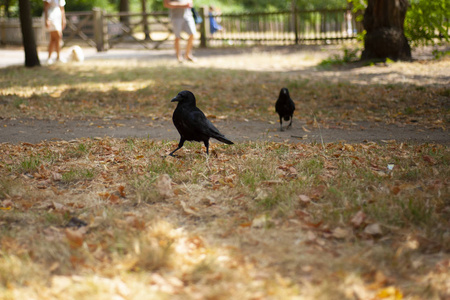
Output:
[
  {"xmin": 279, "ymin": 116, "xmax": 284, "ymax": 132},
  {"xmin": 287, "ymin": 114, "xmax": 293, "ymax": 129},
  {"xmin": 169, "ymin": 139, "xmax": 185, "ymax": 157},
  {"xmin": 204, "ymin": 139, "xmax": 210, "ymax": 155}
]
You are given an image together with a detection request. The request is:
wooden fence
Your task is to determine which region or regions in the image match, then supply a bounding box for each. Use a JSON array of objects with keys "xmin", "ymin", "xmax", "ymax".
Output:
[
  {"xmin": 0, "ymin": 17, "xmax": 47, "ymax": 46},
  {"xmin": 0, "ymin": 6, "xmax": 362, "ymax": 50}
]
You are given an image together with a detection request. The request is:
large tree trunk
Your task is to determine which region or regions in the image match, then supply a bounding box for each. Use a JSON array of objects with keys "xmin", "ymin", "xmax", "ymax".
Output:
[
  {"xmin": 119, "ymin": 0, "xmax": 130, "ymax": 27},
  {"xmin": 4, "ymin": 0, "xmax": 12, "ymax": 18},
  {"xmin": 19, "ymin": 0, "xmax": 40, "ymax": 67},
  {"xmin": 141, "ymin": 0, "xmax": 150, "ymax": 40},
  {"xmin": 361, "ymin": 0, "xmax": 411, "ymax": 61}
]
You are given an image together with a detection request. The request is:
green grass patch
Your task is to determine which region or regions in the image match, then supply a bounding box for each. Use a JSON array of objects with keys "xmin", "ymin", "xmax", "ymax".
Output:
[
  {"xmin": 18, "ymin": 156, "xmax": 41, "ymax": 173},
  {"xmin": 61, "ymin": 168, "xmax": 95, "ymax": 183}
]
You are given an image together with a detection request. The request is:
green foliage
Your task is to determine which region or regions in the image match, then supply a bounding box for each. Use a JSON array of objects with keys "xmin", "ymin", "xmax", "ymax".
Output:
[
  {"xmin": 405, "ymin": 0, "xmax": 450, "ymax": 47},
  {"xmin": 3, "ymin": 0, "xmax": 115, "ymax": 17},
  {"xmin": 148, "ymin": 0, "xmax": 347, "ymax": 13},
  {"xmin": 319, "ymin": 47, "xmax": 361, "ymax": 68},
  {"xmin": 61, "ymin": 168, "xmax": 95, "ymax": 183},
  {"xmin": 65, "ymin": 0, "xmax": 115, "ymax": 12},
  {"xmin": 348, "ymin": 0, "xmax": 450, "ymax": 48},
  {"xmin": 0, "ymin": 0, "xmax": 42, "ymax": 17},
  {"xmin": 295, "ymin": 0, "xmax": 347, "ymax": 10},
  {"xmin": 19, "ymin": 156, "xmax": 41, "ymax": 173}
]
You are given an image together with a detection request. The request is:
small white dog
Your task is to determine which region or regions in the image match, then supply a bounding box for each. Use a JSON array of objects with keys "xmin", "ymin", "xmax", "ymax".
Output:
[{"xmin": 66, "ymin": 45, "xmax": 84, "ymax": 63}]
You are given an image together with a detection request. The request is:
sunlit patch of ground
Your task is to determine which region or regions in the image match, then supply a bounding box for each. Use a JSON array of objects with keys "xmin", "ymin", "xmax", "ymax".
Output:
[{"xmin": 1, "ymin": 138, "xmax": 448, "ymax": 299}]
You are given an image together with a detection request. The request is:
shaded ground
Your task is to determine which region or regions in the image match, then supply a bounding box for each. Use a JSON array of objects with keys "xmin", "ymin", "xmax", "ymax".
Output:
[
  {"xmin": 0, "ymin": 117, "xmax": 448, "ymax": 145},
  {"xmin": 0, "ymin": 44, "xmax": 448, "ymax": 145}
]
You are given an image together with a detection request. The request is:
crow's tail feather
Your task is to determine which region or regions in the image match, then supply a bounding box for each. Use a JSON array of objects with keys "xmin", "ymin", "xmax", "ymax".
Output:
[{"xmin": 215, "ymin": 135, "xmax": 234, "ymax": 145}]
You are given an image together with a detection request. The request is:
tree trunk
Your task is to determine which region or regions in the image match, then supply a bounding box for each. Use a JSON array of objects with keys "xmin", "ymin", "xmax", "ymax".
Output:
[
  {"xmin": 19, "ymin": 0, "xmax": 40, "ymax": 67},
  {"xmin": 119, "ymin": 0, "xmax": 130, "ymax": 27},
  {"xmin": 5, "ymin": 0, "xmax": 11, "ymax": 18},
  {"xmin": 141, "ymin": 0, "xmax": 150, "ymax": 40},
  {"xmin": 361, "ymin": 0, "xmax": 412, "ymax": 61}
]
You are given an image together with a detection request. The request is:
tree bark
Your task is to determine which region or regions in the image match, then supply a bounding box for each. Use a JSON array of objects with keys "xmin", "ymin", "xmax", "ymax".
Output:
[
  {"xmin": 141, "ymin": 0, "xmax": 150, "ymax": 40},
  {"xmin": 119, "ymin": 0, "xmax": 130, "ymax": 27},
  {"xmin": 361, "ymin": 0, "xmax": 412, "ymax": 61},
  {"xmin": 19, "ymin": 0, "xmax": 40, "ymax": 67},
  {"xmin": 5, "ymin": 0, "xmax": 11, "ymax": 18}
]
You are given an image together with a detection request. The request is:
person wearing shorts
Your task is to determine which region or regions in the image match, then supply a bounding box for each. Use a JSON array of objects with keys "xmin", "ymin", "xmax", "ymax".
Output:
[
  {"xmin": 43, "ymin": 0, "xmax": 66, "ymax": 64},
  {"xmin": 164, "ymin": 0, "xmax": 197, "ymax": 62}
]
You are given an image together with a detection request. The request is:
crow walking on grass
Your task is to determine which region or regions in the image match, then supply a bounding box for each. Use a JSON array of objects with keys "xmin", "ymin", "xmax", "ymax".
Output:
[
  {"xmin": 169, "ymin": 90, "xmax": 234, "ymax": 156},
  {"xmin": 275, "ymin": 87, "xmax": 295, "ymax": 131}
]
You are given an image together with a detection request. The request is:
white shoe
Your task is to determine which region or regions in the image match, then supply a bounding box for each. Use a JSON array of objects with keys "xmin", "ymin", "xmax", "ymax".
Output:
[{"xmin": 47, "ymin": 58, "xmax": 55, "ymax": 65}]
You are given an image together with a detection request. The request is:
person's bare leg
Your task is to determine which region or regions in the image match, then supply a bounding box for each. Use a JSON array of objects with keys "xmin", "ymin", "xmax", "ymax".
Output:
[
  {"xmin": 48, "ymin": 32, "xmax": 56, "ymax": 59},
  {"xmin": 185, "ymin": 34, "xmax": 196, "ymax": 61},
  {"xmin": 54, "ymin": 31, "xmax": 62, "ymax": 60},
  {"xmin": 174, "ymin": 37, "xmax": 182, "ymax": 62}
]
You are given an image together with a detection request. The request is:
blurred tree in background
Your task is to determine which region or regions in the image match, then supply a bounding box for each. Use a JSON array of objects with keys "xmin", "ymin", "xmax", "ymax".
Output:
[
  {"xmin": 349, "ymin": 0, "xmax": 449, "ymax": 48},
  {"xmin": 2, "ymin": 0, "xmax": 349, "ymax": 16},
  {"xmin": 3, "ymin": 0, "xmax": 448, "ymax": 49},
  {"xmin": 405, "ymin": 0, "xmax": 450, "ymax": 47}
]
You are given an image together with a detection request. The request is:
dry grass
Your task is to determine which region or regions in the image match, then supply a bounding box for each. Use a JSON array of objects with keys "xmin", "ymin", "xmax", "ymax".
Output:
[
  {"xmin": 0, "ymin": 47, "xmax": 449, "ymax": 299},
  {"xmin": 0, "ymin": 138, "xmax": 449, "ymax": 299},
  {"xmin": 0, "ymin": 53, "xmax": 448, "ymax": 128}
]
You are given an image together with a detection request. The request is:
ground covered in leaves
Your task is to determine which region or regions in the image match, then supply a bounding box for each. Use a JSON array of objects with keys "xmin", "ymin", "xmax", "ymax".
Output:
[{"xmin": 0, "ymin": 45, "xmax": 449, "ymax": 299}]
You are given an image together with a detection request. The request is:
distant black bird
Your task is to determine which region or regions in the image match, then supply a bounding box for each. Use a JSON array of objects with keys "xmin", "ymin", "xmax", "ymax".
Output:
[
  {"xmin": 275, "ymin": 87, "xmax": 295, "ymax": 131},
  {"xmin": 169, "ymin": 90, "xmax": 234, "ymax": 156}
]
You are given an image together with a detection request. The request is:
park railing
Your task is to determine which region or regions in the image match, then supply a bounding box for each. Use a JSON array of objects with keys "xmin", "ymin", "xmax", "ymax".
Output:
[
  {"xmin": 0, "ymin": 6, "xmax": 362, "ymax": 50},
  {"xmin": 204, "ymin": 8, "xmax": 360, "ymax": 46}
]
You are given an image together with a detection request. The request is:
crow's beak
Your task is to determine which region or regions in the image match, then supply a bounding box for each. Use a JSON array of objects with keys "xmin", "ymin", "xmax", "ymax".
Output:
[{"xmin": 171, "ymin": 96, "xmax": 180, "ymax": 102}]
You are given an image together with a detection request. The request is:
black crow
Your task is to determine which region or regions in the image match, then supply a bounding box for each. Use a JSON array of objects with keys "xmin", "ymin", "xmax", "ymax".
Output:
[
  {"xmin": 169, "ymin": 90, "xmax": 234, "ymax": 156},
  {"xmin": 275, "ymin": 87, "xmax": 295, "ymax": 131}
]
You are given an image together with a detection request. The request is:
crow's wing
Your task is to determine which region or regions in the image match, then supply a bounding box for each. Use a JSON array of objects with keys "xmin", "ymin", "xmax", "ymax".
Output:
[
  {"xmin": 189, "ymin": 110, "xmax": 223, "ymax": 137},
  {"xmin": 185, "ymin": 109, "xmax": 232, "ymax": 144}
]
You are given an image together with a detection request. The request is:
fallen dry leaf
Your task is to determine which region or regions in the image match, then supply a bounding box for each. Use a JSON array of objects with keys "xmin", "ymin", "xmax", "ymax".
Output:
[
  {"xmin": 332, "ymin": 227, "xmax": 352, "ymax": 239},
  {"xmin": 298, "ymin": 194, "xmax": 311, "ymax": 204},
  {"xmin": 364, "ymin": 223, "xmax": 383, "ymax": 236},
  {"xmin": 155, "ymin": 174, "xmax": 174, "ymax": 199},
  {"xmin": 2, "ymin": 199, "xmax": 13, "ymax": 208},
  {"xmin": 350, "ymin": 210, "xmax": 367, "ymax": 228},
  {"xmin": 180, "ymin": 200, "xmax": 200, "ymax": 216},
  {"xmin": 422, "ymin": 155, "xmax": 436, "ymax": 165},
  {"xmin": 65, "ymin": 228, "xmax": 85, "ymax": 249},
  {"xmin": 52, "ymin": 172, "xmax": 62, "ymax": 181},
  {"xmin": 376, "ymin": 286, "xmax": 403, "ymax": 300},
  {"xmin": 252, "ymin": 214, "xmax": 270, "ymax": 228}
]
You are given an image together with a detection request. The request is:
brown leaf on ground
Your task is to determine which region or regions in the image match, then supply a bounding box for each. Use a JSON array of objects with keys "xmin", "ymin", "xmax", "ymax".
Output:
[
  {"xmin": 65, "ymin": 228, "xmax": 85, "ymax": 249},
  {"xmin": 364, "ymin": 223, "xmax": 383, "ymax": 236},
  {"xmin": 350, "ymin": 210, "xmax": 367, "ymax": 228},
  {"xmin": 180, "ymin": 200, "xmax": 200, "ymax": 216},
  {"xmin": 52, "ymin": 172, "xmax": 62, "ymax": 181},
  {"xmin": 252, "ymin": 215, "xmax": 271, "ymax": 228},
  {"xmin": 422, "ymin": 155, "xmax": 436, "ymax": 165},
  {"xmin": 332, "ymin": 227, "xmax": 352, "ymax": 239},
  {"xmin": 155, "ymin": 174, "xmax": 174, "ymax": 199},
  {"xmin": 118, "ymin": 185, "xmax": 126, "ymax": 198},
  {"xmin": 51, "ymin": 201, "xmax": 70, "ymax": 213},
  {"xmin": 298, "ymin": 194, "xmax": 311, "ymax": 204}
]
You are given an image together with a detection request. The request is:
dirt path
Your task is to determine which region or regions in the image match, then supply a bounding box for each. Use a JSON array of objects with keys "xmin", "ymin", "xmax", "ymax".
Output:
[{"xmin": 1, "ymin": 117, "xmax": 448, "ymax": 145}]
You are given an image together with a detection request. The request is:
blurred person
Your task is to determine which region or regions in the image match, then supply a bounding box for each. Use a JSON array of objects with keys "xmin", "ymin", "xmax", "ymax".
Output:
[
  {"xmin": 164, "ymin": 0, "xmax": 196, "ymax": 62},
  {"xmin": 209, "ymin": 6, "xmax": 223, "ymax": 35},
  {"xmin": 43, "ymin": 0, "xmax": 66, "ymax": 64}
]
